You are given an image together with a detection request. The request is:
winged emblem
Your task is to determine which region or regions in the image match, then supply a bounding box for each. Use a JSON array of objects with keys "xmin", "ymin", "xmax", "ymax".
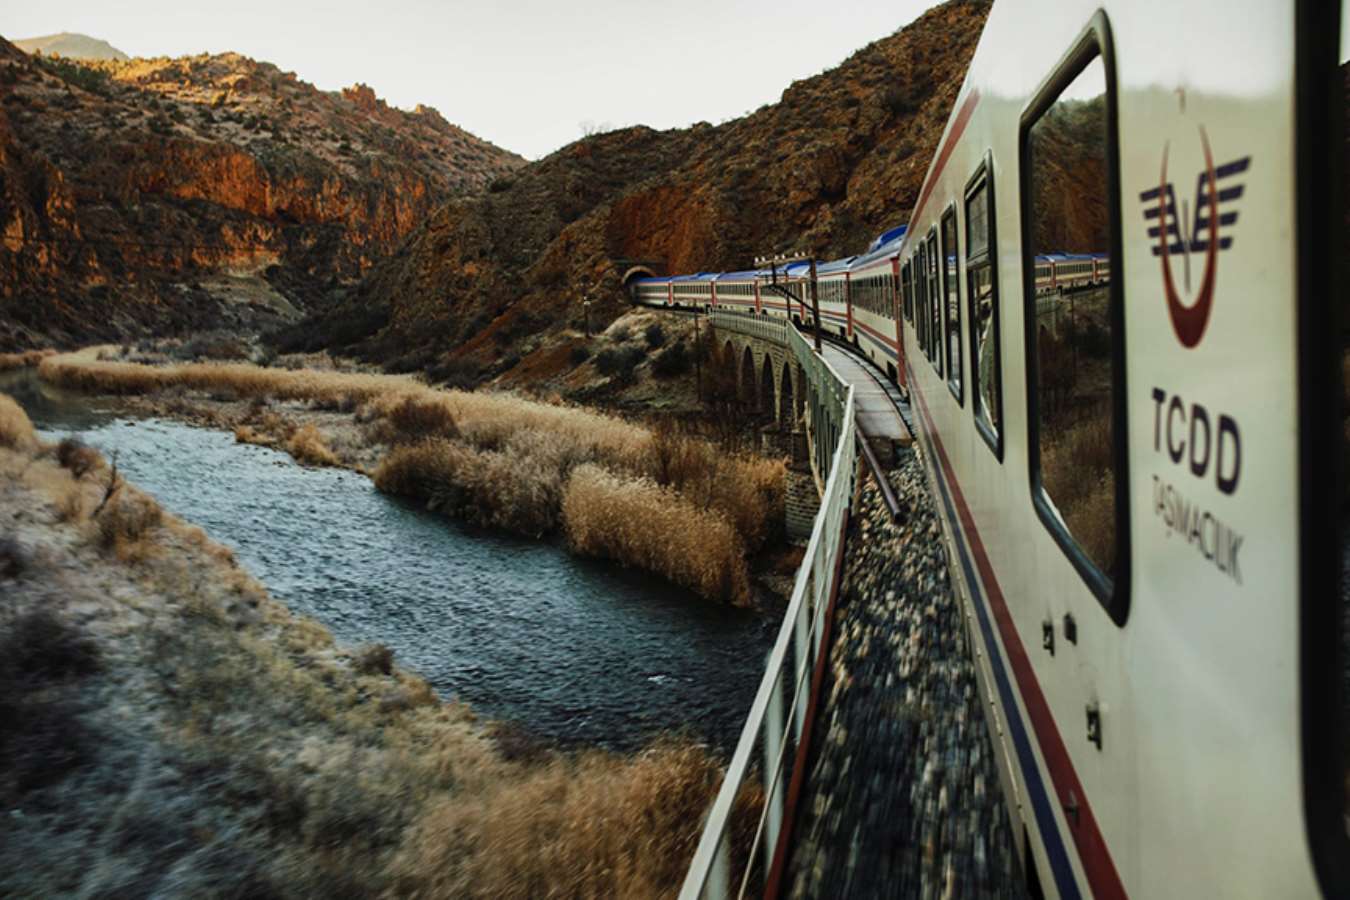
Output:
[{"xmin": 1138, "ymin": 127, "xmax": 1251, "ymax": 348}]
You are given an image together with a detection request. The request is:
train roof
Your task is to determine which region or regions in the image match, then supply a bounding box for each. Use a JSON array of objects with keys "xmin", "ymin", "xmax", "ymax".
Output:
[
  {"xmin": 866, "ymin": 224, "xmax": 908, "ymax": 253},
  {"xmin": 851, "ymin": 230, "xmax": 908, "ymax": 272},
  {"xmin": 631, "ymin": 276, "xmax": 669, "ymax": 285},
  {"xmin": 716, "ymin": 269, "xmax": 761, "ymax": 281},
  {"xmin": 816, "ymin": 256, "xmax": 857, "ymax": 277}
]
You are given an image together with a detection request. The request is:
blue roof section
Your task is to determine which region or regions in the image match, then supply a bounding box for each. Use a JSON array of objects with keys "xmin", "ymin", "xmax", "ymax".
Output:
[
  {"xmin": 867, "ymin": 224, "xmax": 908, "ymax": 252},
  {"xmin": 716, "ymin": 269, "xmax": 761, "ymax": 281},
  {"xmin": 851, "ymin": 226, "xmax": 909, "ymax": 272},
  {"xmin": 632, "ymin": 276, "xmax": 669, "ymax": 285},
  {"xmin": 816, "ymin": 256, "xmax": 857, "ymax": 276},
  {"xmin": 782, "ymin": 261, "xmax": 812, "ymax": 278}
]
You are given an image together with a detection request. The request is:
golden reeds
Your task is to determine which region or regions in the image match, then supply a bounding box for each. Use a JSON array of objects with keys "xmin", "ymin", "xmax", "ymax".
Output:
[{"xmin": 562, "ymin": 464, "xmax": 753, "ymax": 605}]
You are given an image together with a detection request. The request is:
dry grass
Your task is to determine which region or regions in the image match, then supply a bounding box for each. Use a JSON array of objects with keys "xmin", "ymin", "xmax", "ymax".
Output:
[
  {"xmin": 644, "ymin": 421, "xmax": 785, "ymax": 552},
  {"xmin": 374, "ymin": 438, "xmax": 567, "ymax": 538},
  {"xmin": 94, "ymin": 486, "xmax": 164, "ymax": 562},
  {"xmin": 563, "ymin": 465, "xmax": 753, "ymax": 605},
  {"xmin": 0, "ymin": 393, "xmax": 37, "ymax": 451},
  {"xmin": 0, "ymin": 349, "xmax": 55, "ymax": 372},
  {"xmin": 390, "ymin": 740, "xmax": 722, "ymax": 899},
  {"xmin": 39, "ymin": 351, "xmax": 787, "ymax": 603},
  {"xmin": 0, "ymin": 421, "xmax": 733, "ymax": 898},
  {"xmin": 286, "ymin": 424, "xmax": 340, "ymax": 467}
]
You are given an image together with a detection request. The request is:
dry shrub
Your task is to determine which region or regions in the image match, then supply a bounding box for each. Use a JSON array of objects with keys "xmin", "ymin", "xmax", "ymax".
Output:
[
  {"xmin": 0, "ymin": 393, "xmax": 36, "ymax": 451},
  {"xmin": 382, "ymin": 394, "xmax": 460, "ymax": 443},
  {"xmin": 95, "ymin": 487, "xmax": 163, "ymax": 559},
  {"xmin": 54, "ymin": 482, "xmax": 84, "ymax": 523},
  {"xmin": 56, "ymin": 437, "xmax": 102, "ymax": 479},
  {"xmin": 390, "ymin": 741, "xmax": 722, "ymax": 899},
  {"xmin": 355, "ymin": 643, "xmax": 395, "ymax": 677},
  {"xmin": 563, "ymin": 465, "xmax": 752, "ymax": 605},
  {"xmin": 643, "ymin": 423, "xmax": 785, "ymax": 552},
  {"xmin": 233, "ymin": 424, "xmax": 272, "ymax": 446},
  {"xmin": 374, "ymin": 438, "xmax": 565, "ymax": 537},
  {"xmin": 0, "ymin": 349, "xmax": 55, "ymax": 372},
  {"xmin": 286, "ymin": 424, "xmax": 340, "ymax": 467}
]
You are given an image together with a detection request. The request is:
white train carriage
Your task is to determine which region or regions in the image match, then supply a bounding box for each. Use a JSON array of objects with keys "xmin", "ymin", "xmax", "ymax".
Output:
[
  {"xmin": 890, "ymin": 0, "xmax": 1345, "ymax": 896},
  {"xmin": 631, "ymin": 276, "xmax": 673, "ymax": 307},
  {"xmin": 846, "ymin": 227, "xmax": 908, "ymax": 386},
  {"xmin": 714, "ymin": 270, "xmax": 762, "ymax": 315},
  {"xmin": 813, "ymin": 255, "xmax": 856, "ymax": 342}
]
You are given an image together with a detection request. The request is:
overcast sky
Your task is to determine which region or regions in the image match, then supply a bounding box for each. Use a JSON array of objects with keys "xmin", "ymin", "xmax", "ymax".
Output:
[{"xmin": 6, "ymin": 0, "xmax": 934, "ymax": 159}]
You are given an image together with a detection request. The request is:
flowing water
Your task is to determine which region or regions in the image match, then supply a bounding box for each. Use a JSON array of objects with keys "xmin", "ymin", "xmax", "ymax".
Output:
[{"xmin": 2, "ymin": 372, "xmax": 775, "ymax": 753}]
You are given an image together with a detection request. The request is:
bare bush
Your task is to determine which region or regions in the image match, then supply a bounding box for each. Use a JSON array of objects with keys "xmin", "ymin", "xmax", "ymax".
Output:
[
  {"xmin": 0, "ymin": 393, "xmax": 36, "ymax": 451},
  {"xmin": 95, "ymin": 487, "xmax": 163, "ymax": 559},
  {"xmin": 355, "ymin": 643, "xmax": 395, "ymax": 676},
  {"xmin": 563, "ymin": 464, "xmax": 752, "ymax": 605},
  {"xmin": 285, "ymin": 424, "xmax": 340, "ymax": 467},
  {"xmin": 56, "ymin": 437, "xmax": 102, "ymax": 479}
]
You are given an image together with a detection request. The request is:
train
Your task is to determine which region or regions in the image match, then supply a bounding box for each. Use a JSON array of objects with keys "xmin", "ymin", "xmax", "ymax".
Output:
[{"xmin": 630, "ymin": 0, "xmax": 1347, "ymax": 896}]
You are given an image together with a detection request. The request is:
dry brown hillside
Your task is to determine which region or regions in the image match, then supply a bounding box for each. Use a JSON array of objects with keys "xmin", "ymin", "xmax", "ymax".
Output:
[
  {"xmin": 290, "ymin": 0, "xmax": 990, "ymax": 378},
  {"xmin": 0, "ymin": 38, "xmax": 525, "ymax": 348}
]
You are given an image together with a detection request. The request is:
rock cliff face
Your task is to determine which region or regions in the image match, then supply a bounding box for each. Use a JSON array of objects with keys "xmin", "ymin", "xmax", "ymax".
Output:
[
  {"xmin": 313, "ymin": 0, "xmax": 990, "ymax": 376},
  {"xmin": 0, "ymin": 38, "xmax": 525, "ymax": 348}
]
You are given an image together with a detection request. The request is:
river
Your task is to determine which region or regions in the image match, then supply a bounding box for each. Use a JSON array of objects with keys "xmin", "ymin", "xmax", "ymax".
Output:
[{"xmin": 2, "ymin": 372, "xmax": 775, "ymax": 753}]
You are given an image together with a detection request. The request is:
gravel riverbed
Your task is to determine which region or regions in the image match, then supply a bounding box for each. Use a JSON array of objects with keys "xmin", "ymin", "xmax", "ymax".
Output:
[{"xmin": 786, "ymin": 448, "xmax": 1025, "ymax": 899}]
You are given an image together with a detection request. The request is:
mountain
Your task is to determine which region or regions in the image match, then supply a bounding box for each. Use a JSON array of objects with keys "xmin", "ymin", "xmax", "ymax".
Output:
[
  {"xmin": 295, "ymin": 0, "xmax": 990, "ymax": 378},
  {"xmin": 0, "ymin": 38, "xmax": 526, "ymax": 348},
  {"xmin": 14, "ymin": 33, "xmax": 129, "ymax": 61}
]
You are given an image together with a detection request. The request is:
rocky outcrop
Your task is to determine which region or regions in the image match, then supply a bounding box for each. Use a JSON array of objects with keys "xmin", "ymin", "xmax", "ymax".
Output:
[
  {"xmin": 314, "ymin": 0, "xmax": 990, "ymax": 378},
  {"xmin": 0, "ymin": 37, "xmax": 525, "ymax": 348}
]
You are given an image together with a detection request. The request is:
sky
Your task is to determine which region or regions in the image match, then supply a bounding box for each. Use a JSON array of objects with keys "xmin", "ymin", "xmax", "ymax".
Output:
[{"xmin": 5, "ymin": 0, "xmax": 933, "ymax": 160}]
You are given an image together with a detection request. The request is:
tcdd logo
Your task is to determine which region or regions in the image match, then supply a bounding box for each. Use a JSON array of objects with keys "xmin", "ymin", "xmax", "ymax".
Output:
[{"xmin": 1138, "ymin": 127, "xmax": 1251, "ymax": 348}]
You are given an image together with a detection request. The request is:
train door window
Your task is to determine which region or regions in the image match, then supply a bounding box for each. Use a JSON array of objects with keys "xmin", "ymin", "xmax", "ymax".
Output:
[
  {"xmin": 942, "ymin": 206, "xmax": 963, "ymax": 404},
  {"xmin": 915, "ymin": 247, "xmax": 929, "ymax": 356},
  {"xmin": 902, "ymin": 261, "xmax": 913, "ymax": 322},
  {"xmin": 966, "ymin": 159, "xmax": 1002, "ymax": 458},
  {"xmin": 927, "ymin": 229, "xmax": 942, "ymax": 376},
  {"xmin": 1020, "ymin": 19, "xmax": 1126, "ymax": 612}
]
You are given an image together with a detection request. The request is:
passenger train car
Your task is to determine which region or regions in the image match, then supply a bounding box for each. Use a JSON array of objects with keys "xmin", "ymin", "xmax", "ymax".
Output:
[{"xmin": 631, "ymin": 0, "xmax": 1346, "ymax": 895}]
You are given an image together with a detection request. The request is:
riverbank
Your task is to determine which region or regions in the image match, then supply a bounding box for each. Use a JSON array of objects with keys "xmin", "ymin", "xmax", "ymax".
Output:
[
  {"xmin": 0, "ymin": 395, "xmax": 745, "ymax": 897},
  {"xmin": 36, "ymin": 347, "xmax": 792, "ymax": 606}
]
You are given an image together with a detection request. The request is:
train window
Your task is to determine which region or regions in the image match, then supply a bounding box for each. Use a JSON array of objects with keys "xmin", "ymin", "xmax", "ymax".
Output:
[
  {"xmin": 942, "ymin": 207, "xmax": 963, "ymax": 404},
  {"xmin": 966, "ymin": 159, "xmax": 1002, "ymax": 458},
  {"xmin": 902, "ymin": 261, "xmax": 913, "ymax": 323},
  {"xmin": 927, "ymin": 229, "xmax": 942, "ymax": 377},
  {"xmin": 915, "ymin": 247, "xmax": 929, "ymax": 356},
  {"xmin": 1021, "ymin": 26, "xmax": 1125, "ymax": 610}
]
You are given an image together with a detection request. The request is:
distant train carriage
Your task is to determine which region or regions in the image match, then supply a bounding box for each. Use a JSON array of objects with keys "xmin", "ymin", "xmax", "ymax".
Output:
[{"xmin": 847, "ymin": 226, "xmax": 908, "ymax": 384}]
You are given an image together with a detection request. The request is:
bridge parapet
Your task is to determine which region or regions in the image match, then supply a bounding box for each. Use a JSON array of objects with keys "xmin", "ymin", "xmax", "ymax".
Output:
[{"xmin": 680, "ymin": 309, "xmax": 860, "ymax": 899}]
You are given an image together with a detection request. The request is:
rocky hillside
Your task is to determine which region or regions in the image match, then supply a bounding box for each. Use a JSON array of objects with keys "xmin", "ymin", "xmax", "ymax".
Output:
[
  {"xmin": 300, "ymin": 0, "xmax": 989, "ymax": 379},
  {"xmin": 14, "ymin": 33, "xmax": 128, "ymax": 61},
  {"xmin": 0, "ymin": 38, "xmax": 525, "ymax": 348}
]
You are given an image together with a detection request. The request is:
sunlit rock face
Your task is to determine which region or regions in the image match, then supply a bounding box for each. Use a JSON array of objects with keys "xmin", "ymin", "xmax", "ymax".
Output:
[{"xmin": 0, "ymin": 36, "xmax": 525, "ymax": 348}]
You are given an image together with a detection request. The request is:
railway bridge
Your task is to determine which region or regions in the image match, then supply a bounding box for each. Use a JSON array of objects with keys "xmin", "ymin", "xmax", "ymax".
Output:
[{"xmin": 674, "ymin": 309, "xmax": 1018, "ymax": 899}]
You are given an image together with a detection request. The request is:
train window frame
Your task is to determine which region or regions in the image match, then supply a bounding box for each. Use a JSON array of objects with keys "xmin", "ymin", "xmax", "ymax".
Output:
[
  {"xmin": 927, "ymin": 228, "xmax": 943, "ymax": 377},
  {"xmin": 1017, "ymin": 10, "xmax": 1130, "ymax": 624},
  {"xmin": 941, "ymin": 204, "xmax": 964, "ymax": 405},
  {"xmin": 916, "ymin": 245, "xmax": 929, "ymax": 357},
  {"xmin": 965, "ymin": 156, "xmax": 1003, "ymax": 461},
  {"xmin": 901, "ymin": 260, "xmax": 912, "ymax": 322}
]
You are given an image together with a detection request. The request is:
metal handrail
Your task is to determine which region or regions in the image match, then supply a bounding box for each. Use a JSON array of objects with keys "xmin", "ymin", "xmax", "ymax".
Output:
[{"xmin": 681, "ymin": 309, "xmax": 861, "ymax": 900}]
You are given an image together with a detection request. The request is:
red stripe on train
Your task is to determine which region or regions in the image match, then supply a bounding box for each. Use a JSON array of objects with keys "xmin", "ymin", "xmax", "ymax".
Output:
[{"xmin": 907, "ymin": 368, "xmax": 1127, "ymax": 900}]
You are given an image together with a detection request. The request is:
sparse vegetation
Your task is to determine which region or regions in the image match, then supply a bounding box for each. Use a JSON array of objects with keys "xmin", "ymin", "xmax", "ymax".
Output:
[
  {"xmin": 563, "ymin": 465, "xmax": 753, "ymax": 605},
  {"xmin": 0, "ymin": 393, "xmax": 37, "ymax": 450},
  {"xmin": 38, "ymin": 351, "xmax": 786, "ymax": 602},
  {"xmin": 0, "ymin": 400, "xmax": 746, "ymax": 897}
]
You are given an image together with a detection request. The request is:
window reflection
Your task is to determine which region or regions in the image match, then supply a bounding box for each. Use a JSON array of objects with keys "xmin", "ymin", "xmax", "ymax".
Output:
[
  {"xmin": 943, "ymin": 210, "xmax": 962, "ymax": 401},
  {"xmin": 1027, "ymin": 54, "xmax": 1116, "ymax": 579},
  {"xmin": 966, "ymin": 175, "xmax": 1000, "ymax": 446}
]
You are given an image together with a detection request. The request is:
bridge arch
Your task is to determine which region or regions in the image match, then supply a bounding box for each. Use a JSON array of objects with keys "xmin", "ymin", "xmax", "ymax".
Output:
[
  {"xmin": 741, "ymin": 346, "xmax": 757, "ymax": 408},
  {"xmin": 780, "ymin": 360, "xmax": 796, "ymax": 426},
  {"xmin": 760, "ymin": 356, "xmax": 775, "ymax": 420}
]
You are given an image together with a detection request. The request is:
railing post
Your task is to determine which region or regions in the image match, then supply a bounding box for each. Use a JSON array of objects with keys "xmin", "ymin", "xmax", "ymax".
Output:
[{"xmin": 763, "ymin": 668, "xmax": 786, "ymax": 868}]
